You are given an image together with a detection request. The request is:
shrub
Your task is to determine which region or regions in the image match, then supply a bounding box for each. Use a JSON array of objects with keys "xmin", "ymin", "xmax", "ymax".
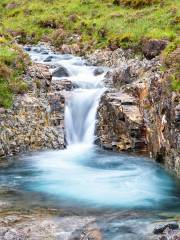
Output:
[
  {"xmin": 48, "ymin": 28, "xmax": 66, "ymax": 47},
  {"xmin": 0, "ymin": 83, "xmax": 12, "ymax": 108},
  {"xmin": 9, "ymin": 80, "xmax": 29, "ymax": 94},
  {"xmin": 108, "ymin": 33, "xmax": 133, "ymax": 49}
]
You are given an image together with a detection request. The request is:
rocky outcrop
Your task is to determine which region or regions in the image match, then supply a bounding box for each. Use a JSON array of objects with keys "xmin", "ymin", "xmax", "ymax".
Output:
[
  {"xmin": 96, "ymin": 91, "xmax": 147, "ymax": 151},
  {"xmin": 0, "ymin": 61, "xmax": 71, "ymax": 158},
  {"xmin": 89, "ymin": 48, "xmax": 180, "ymax": 176}
]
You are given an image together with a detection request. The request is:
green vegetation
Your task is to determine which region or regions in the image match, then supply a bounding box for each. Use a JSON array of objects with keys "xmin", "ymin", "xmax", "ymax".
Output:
[
  {"xmin": 0, "ymin": 40, "xmax": 30, "ymax": 107},
  {"xmin": 0, "ymin": 0, "xmax": 179, "ymax": 48},
  {"xmin": 0, "ymin": 0, "xmax": 179, "ymax": 107}
]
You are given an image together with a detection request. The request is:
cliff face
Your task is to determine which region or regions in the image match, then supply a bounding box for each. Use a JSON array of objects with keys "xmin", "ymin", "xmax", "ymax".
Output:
[
  {"xmin": 88, "ymin": 48, "xmax": 180, "ymax": 176},
  {"xmin": 0, "ymin": 62, "xmax": 67, "ymax": 157}
]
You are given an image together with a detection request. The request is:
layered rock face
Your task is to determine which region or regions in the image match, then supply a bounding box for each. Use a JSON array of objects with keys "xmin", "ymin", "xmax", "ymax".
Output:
[
  {"xmin": 0, "ymin": 62, "xmax": 69, "ymax": 157},
  {"xmin": 96, "ymin": 91, "xmax": 146, "ymax": 151},
  {"xmin": 88, "ymin": 48, "xmax": 180, "ymax": 176}
]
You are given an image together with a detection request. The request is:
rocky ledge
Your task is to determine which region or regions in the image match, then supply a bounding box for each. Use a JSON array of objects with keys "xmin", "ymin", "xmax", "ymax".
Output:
[
  {"xmin": 0, "ymin": 60, "xmax": 73, "ymax": 158},
  {"xmin": 88, "ymin": 47, "xmax": 180, "ymax": 176}
]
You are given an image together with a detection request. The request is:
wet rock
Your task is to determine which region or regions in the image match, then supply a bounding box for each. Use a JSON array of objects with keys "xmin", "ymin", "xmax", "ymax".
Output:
[
  {"xmin": 52, "ymin": 65, "xmax": 69, "ymax": 78},
  {"xmin": 24, "ymin": 46, "xmax": 31, "ymax": 52},
  {"xmin": 44, "ymin": 55, "xmax": 53, "ymax": 62},
  {"xmin": 142, "ymin": 39, "xmax": 168, "ymax": 60},
  {"xmin": 51, "ymin": 79, "xmax": 72, "ymax": 91},
  {"xmin": 153, "ymin": 222, "xmax": 179, "ymax": 234},
  {"xmin": 93, "ymin": 68, "xmax": 104, "ymax": 76}
]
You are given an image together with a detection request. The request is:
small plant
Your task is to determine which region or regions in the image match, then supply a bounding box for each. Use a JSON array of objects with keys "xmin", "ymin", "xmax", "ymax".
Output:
[
  {"xmin": 48, "ymin": 28, "xmax": 66, "ymax": 47},
  {"xmin": 9, "ymin": 80, "xmax": 29, "ymax": 94},
  {"xmin": 171, "ymin": 75, "xmax": 180, "ymax": 92}
]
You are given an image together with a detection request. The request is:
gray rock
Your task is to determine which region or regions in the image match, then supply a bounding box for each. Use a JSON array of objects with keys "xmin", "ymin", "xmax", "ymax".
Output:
[
  {"xmin": 52, "ymin": 66, "xmax": 69, "ymax": 78},
  {"xmin": 94, "ymin": 68, "xmax": 104, "ymax": 76},
  {"xmin": 44, "ymin": 56, "xmax": 53, "ymax": 62},
  {"xmin": 153, "ymin": 222, "xmax": 179, "ymax": 234}
]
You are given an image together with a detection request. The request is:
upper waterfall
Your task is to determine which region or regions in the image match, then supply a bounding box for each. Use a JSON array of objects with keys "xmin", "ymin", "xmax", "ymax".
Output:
[
  {"xmin": 26, "ymin": 45, "xmax": 107, "ymax": 146},
  {"xmin": 60, "ymin": 56, "xmax": 107, "ymax": 146}
]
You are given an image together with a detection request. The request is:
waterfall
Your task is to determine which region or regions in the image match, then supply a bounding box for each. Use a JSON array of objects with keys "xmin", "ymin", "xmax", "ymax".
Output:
[
  {"xmin": 65, "ymin": 88, "xmax": 104, "ymax": 145},
  {"xmin": 26, "ymin": 44, "xmax": 107, "ymax": 147},
  {"xmin": 64, "ymin": 63, "xmax": 106, "ymax": 146}
]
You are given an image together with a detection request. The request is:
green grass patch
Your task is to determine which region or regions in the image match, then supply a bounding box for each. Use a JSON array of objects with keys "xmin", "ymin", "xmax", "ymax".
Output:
[
  {"xmin": 0, "ymin": 41, "xmax": 30, "ymax": 108},
  {"xmin": 0, "ymin": 0, "xmax": 179, "ymax": 48}
]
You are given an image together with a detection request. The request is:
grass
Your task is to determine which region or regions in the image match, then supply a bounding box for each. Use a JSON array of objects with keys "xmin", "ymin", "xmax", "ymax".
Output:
[
  {"xmin": 0, "ymin": 0, "xmax": 179, "ymax": 108},
  {"xmin": 0, "ymin": 0, "xmax": 179, "ymax": 47},
  {"xmin": 0, "ymin": 40, "xmax": 30, "ymax": 108}
]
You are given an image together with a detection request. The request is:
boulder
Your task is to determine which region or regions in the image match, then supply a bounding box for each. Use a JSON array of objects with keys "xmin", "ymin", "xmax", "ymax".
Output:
[
  {"xmin": 52, "ymin": 66, "xmax": 69, "ymax": 78},
  {"xmin": 142, "ymin": 39, "xmax": 168, "ymax": 59}
]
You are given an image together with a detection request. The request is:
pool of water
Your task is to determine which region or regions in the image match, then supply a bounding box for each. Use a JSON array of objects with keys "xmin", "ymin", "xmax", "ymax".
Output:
[{"xmin": 1, "ymin": 145, "xmax": 180, "ymax": 211}]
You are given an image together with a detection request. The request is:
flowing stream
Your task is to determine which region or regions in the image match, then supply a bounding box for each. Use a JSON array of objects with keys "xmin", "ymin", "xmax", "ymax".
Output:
[{"xmin": 0, "ymin": 45, "xmax": 180, "ymax": 239}]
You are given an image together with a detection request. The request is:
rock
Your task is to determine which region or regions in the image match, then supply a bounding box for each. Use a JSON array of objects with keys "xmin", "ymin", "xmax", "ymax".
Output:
[
  {"xmin": 142, "ymin": 39, "xmax": 168, "ymax": 60},
  {"xmin": 4, "ymin": 229, "xmax": 19, "ymax": 240},
  {"xmin": 61, "ymin": 43, "xmax": 81, "ymax": 55},
  {"xmin": 80, "ymin": 229, "xmax": 102, "ymax": 240},
  {"xmin": 0, "ymin": 60, "xmax": 65, "ymax": 158},
  {"xmin": 51, "ymin": 79, "xmax": 72, "ymax": 91},
  {"xmin": 105, "ymin": 66, "xmax": 133, "ymax": 88},
  {"xmin": 52, "ymin": 65, "xmax": 69, "ymax": 78},
  {"xmin": 153, "ymin": 222, "xmax": 179, "ymax": 234},
  {"xmin": 24, "ymin": 46, "xmax": 31, "ymax": 52},
  {"xmin": 96, "ymin": 91, "xmax": 147, "ymax": 151},
  {"xmin": 44, "ymin": 56, "xmax": 53, "ymax": 62},
  {"xmin": 93, "ymin": 68, "xmax": 104, "ymax": 76}
]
